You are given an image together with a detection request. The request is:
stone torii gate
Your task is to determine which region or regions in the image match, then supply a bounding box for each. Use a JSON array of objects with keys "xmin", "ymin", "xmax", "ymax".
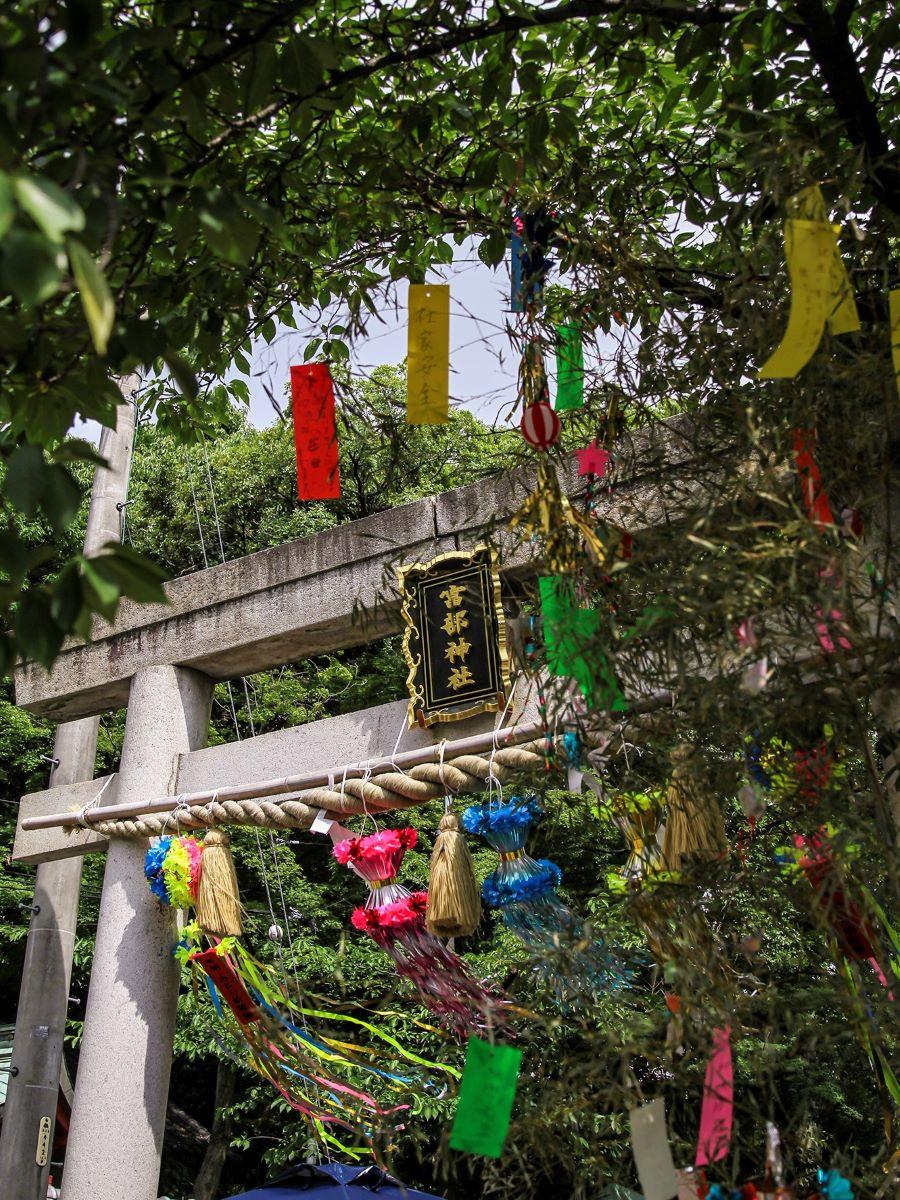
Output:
[{"xmin": 4, "ymin": 418, "xmax": 747, "ymax": 1200}]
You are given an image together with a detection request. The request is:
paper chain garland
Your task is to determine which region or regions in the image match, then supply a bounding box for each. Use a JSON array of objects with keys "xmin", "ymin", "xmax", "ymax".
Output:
[
  {"xmin": 462, "ymin": 795, "xmax": 627, "ymax": 1003},
  {"xmin": 333, "ymin": 827, "xmax": 510, "ymax": 1038}
]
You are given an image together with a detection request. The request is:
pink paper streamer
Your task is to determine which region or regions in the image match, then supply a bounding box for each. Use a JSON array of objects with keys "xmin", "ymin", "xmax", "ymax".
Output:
[{"xmin": 695, "ymin": 1024, "xmax": 733, "ymax": 1167}]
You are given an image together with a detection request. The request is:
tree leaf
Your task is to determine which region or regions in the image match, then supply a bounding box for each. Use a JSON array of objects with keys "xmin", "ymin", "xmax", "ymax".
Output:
[
  {"xmin": 67, "ymin": 237, "xmax": 115, "ymax": 354},
  {"xmin": 80, "ymin": 557, "xmax": 121, "ymax": 619},
  {"xmin": 13, "ymin": 174, "xmax": 85, "ymax": 242},
  {"xmin": 51, "ymin": 438, "xmax": 108, "ymax": 467},
  {"xmin": 0, "ymin": 529, "xmax": 28, "ymax": 582},
  {"xmin": 0, "ymin": 171, "xmax": 13, "ymax": 240},
  {"xmin": 6, "ymin": 443, "xmax": 46, "ymax": 515},
  {"xmin": 15, "ymin": 589, "xmax": 65, "ymax": 668},
  {"xmin": 198, "ymin": 206, "xmax": 259, "ymax": 265},
  {"xmin": 280, "ymin": 36, "xmax": 324, "ymax": 95},
  {"xmin": 246, "ymin": 40, "xmax": 278, "ymax": 113},
  {"xmin": 0, "ymin": 229, "xmax": 64, "ymax": 305},
  {"xmin": 42, "ymin": 464, "xmax": 83, "ymax": 534},
  {"xmin": 90, "ymin": 542, "xmax": 168, "ymax": 604},
  {"xmin": 163, "ymin": 352, "xmax": 199, "ymax": 399},
  {"xmin": 50, "ymin": 562, "xmax": 86, "ymax": 630}
]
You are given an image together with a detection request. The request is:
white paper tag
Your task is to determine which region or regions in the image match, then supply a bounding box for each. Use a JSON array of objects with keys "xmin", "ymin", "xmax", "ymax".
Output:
[
  {"xmin": 630, "ymin": 1098, "xmax": 679, "ymax": 1200},
  {"xmin": 567, "ymin": 766, "xmax": 584, "ymax": 793},
  {"xmin": 310, "ymin": 809, "xmax": 335, "ymax": 835}
]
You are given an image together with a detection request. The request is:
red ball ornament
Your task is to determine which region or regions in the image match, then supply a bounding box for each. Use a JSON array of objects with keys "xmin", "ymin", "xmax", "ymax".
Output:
[{"xmin": 520, "ymin": 401, "xmax": 561, "ymax": 449}]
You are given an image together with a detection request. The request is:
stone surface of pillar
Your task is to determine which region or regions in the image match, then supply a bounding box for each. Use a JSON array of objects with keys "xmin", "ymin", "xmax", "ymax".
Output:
[
  {"xmin": 0, "ymin": 392, "xmax": 136, "ymax": 1200},
  {"xmin": 60, "ymin": 665, "xmax": 212, "ymax": 1200}
]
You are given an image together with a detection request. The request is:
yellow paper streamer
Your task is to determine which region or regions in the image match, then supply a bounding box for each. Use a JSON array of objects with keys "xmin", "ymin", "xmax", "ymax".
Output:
[
  {"xmin": 407, "ymin": 282, "xmax": 450, "ymax": 424},
  {"xmin": 759, "ymin": 187, "xmax": 859, "ymax": 379},
  {"xmin": 890, "ymin": 289, "xmax": 900, "ymax": 399},
  {"xmin": 789, "ymin": 186, "xmax": 859, "ymax": 336}
]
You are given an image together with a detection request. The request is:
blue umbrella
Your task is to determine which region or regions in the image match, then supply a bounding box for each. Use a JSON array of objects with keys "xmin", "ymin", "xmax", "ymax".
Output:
[{"xmin": 225, "ymin": 1162, "xmax": 445, "ymax": 1199}]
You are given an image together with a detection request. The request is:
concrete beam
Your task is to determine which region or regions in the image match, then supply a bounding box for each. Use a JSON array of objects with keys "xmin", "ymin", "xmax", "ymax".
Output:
[
  {"xmin": 15, "ymin": 416, "xmax": 704, "ymax": 721},
  {"xmin": 13, "ymin": 776, "xmax": 114, "ymax": 865}
]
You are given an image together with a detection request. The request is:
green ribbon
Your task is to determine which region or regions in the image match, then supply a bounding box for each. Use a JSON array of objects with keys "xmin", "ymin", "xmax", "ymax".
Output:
[{"xmin": 554, "ymin": 322, "xmax": 584, "ymax": 411}]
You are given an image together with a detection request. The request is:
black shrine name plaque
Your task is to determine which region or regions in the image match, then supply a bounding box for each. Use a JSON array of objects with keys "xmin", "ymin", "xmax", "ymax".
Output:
[{"xmin": 399, "ymin": 545, "xmax": 509, "ymax": 728}]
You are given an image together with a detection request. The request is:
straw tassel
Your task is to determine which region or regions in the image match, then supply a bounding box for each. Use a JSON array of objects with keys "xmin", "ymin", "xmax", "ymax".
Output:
[
  {"xmin": 197, "ymin": 829, "xmax": 243, "ymax": 937},
  {"xmin": 662, "ymin": 745, "xmax": 727, "ymax": 871},
  {"xmin": 426, "ymin": 811, "xmax": 482, "ymax": 938}
]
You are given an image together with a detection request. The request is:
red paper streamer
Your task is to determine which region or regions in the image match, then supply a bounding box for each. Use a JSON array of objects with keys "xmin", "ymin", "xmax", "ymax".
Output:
[
  {"xmin": 191, "ymin": 948, "xmax": 260, "ymax": 1026},
  {"xmin": 291, "ymin": 363, "xmax": 340, "ymax": 500},
  {"xmin": 792, "ymin": 428, "xmax": 834, "ymax": 528}
]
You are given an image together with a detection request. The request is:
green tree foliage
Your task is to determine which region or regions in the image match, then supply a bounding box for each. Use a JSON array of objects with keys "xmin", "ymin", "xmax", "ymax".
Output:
[{"xmin": 2, "ymin": 0, "xmax": 898, "ymax": 669}]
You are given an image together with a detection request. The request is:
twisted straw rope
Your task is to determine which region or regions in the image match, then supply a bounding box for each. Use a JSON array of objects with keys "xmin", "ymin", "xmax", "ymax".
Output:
[{"xmin": 92, "ymin": 739, "xmax": 551, "ymax": 839}]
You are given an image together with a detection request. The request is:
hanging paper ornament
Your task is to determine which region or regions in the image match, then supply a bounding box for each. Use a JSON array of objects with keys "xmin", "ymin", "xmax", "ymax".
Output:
[
  {"xmin": 661, "ymin": 746, "xmax": 727, "ymax": 872},
  {"xmin": 604, "ymin": 791, "xmax": 665, "ymax": 886},
  {"xmin": 817, "ymin": 1169, "xmax": 854, "ymax": 1200},
  {"xmin": 793, "ymin": 739, "xmax": 834, "ymax": 803},
  {"xmin": 520, "ymin": 400, "xmax": 561, "ymax": 449},
  {"xmin": 290, "ymin": 362, "xmax": 340, "ymax": 500},
  {"xmin": 576, "ymin": 440, "xmax": 611, "ymax": 478},
  {"xmin": 554, "ymin": 323, "xmax": 584, "ymax": 411},
  {"xmin": 517, "ymin": 337, "xmax": 561, "ymax": 449},
  {"xmin": 792, "ymin": 428, "xmax": 834, "ymax": 528},
  {"xmin": 509, "ymin": 460, "xmax": 609, "ymax": 575},
  {"xmin": 462, "ymin": 796, "xmax": 625, "ymax": 1003},
  {"xmin": 758, "ymin": 185, "xmax": 859, "ymax": 379},
  {"xmin": 539, "ymin": 574, "xmax": 627, "ymax": 712},
  {"xmin": 790, "ymin": 830, "xmax": 893, "ymax": 984},
  {"xmin": 333, "ymin": 827, "xmax": 509, "ymax": 1037},
  {"xmin": 149, "ymin": 844, "xmax": 456, "ymax": 1155},
  {"xmin": 510, "ymin": 208, "xmax": 557, "ymax": 312},
  {"xmin": 407, "ymin": 283, "xmax": 450, "ymax": 424},
  {"xmin": 426, "ymin": 811, "xmax": 482, "ymax": 939},
  {"xmin": 695, "ymin": 1024, "xmax": 734, "ymax": 1166},
  {"xmin": 891, "ymin": 289, "xmax": 900, "ymax": 400},
  {"xmin": 629, "ymin": 1097, "xmax": 679, "ymax": 1200},
  {"xmin": 449, "ymin": 1035, "xmax": 522, "ymax": 1158},
  {"xmin": 144, "ymin": 835, "xmax": 203, "ymax": 909}
]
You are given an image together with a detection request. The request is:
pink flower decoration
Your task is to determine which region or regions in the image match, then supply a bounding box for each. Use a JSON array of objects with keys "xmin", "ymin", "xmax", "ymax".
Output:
[
  {"xmin": 333, "ymin": 836, "xmax": 363, "ymax": 866},
  {"xmin": 351, "ymin": 906, "xmax": 383, "ymax": 932},
  {"xmin": 333, "ymin": 828, "xmax": 418, "ymax": 880}
]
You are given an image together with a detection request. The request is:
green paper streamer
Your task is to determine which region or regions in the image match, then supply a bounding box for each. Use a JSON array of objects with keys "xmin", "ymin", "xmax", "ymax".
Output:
[
  {"xmin": 555, "ymin": 322, "xmax": 584, "ymax": 411},
  {"xmin": 540, "ymin": 576, "xmax": 627, "ymax": 711},
  {"xmin": 449, "ymin": 1037, "xmax": 522, "ymax": 1158}
]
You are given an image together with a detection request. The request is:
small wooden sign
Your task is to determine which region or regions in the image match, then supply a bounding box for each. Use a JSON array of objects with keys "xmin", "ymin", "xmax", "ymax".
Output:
[
  {"xmin": 36, "ymin": 1115, "xmax": 52, "ymax": 1167},
  {"xmin": 399, "ymin": 545, "xmax": 509, "ymax": 728}
]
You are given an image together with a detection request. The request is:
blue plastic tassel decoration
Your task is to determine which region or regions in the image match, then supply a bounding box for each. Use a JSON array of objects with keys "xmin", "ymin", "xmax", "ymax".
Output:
[{"xmin": 462, "ymin": 795, "xmax": 626, "ymax": 1003}]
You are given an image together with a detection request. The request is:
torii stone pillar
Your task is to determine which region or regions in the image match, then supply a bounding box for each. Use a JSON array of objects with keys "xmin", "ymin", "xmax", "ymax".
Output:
[{"xmin": 61, "ymin": 665, "xmax": 211, "ymax": 1200}]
